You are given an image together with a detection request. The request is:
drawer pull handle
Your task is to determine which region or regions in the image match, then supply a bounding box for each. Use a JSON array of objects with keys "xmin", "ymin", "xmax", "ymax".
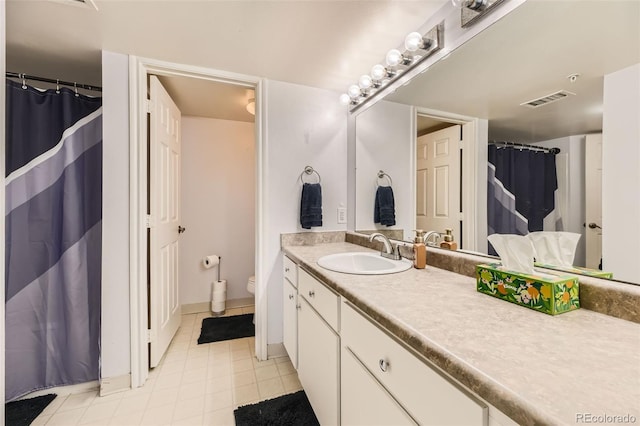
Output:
[
  {"xmin": 379, "ymin": 359, "xmax": 389, "ymax": 372},
  {"xmin": 285, "ymin": 267, "xmax": 290, "ymax": 272},
  {"xmin": 308, "ymin": 290, "xmax": 315, "ymax": 298},
  {"xmin": 289, "ymin": 294, "xmax": 294, "ymax": 300}
]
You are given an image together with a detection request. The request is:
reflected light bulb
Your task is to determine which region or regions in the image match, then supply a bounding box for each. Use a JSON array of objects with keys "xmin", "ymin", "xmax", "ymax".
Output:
[
  {"xmin": 358, "ymin": 75, "xmax": 373, "ymax": 90},
  {"xmin": 339, "ymin": 93, "xmax": 351, "ymax": 106},
  {"xmin": 371, "ymin": 64, "xmax": 387, "ymax": 81},
  {"xmin": 348, "ymin": 84, "xmax": 361, "ymax": 99},
  {"xmin": 451, "ymin": 0, "xmax": 468, "ymax": 8},
  {"xmin": 405, "ymin": 32, "xmax": 424, "ymax": 52},
  {"xmin": 385, "ymin": 49, "xmax": 403, "ymax": 67}
]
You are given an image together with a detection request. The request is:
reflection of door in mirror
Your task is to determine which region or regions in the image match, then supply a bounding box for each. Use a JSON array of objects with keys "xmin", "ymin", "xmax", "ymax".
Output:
[
  {"xmin": 416, "ymin": 125, "xmax": 461, "ymax": 246},
  {"xmin": 585, "ymin": 134, "xmax": 603, "ymax": 270}
]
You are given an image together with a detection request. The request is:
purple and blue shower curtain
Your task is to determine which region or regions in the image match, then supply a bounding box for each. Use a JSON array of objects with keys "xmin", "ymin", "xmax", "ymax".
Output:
[
  {"xmin": 5, "ymin": 79, "xmax": 102, "ymax": 401},
  {"xmin": 487, "ymin": 144, "xmax": 559, "ymax": 255}
]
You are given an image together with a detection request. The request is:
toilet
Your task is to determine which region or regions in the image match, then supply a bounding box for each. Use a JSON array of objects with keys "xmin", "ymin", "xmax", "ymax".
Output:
[{"xmin": 247, "ymin": 275, "xmax": 255, "ymax": 323}]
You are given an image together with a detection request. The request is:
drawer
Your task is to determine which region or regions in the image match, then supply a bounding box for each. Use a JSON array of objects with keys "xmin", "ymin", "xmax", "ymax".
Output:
[
  {"xmin": 283, "ymin": 255, "xmax": 298, "ymax": 287},
  {"xmin": 298, "ymin": 269, "xmax": 339, "ymax": 332},
  {"xmin": 341, "ymin": 301, "xmax": 486, "ymax": 426}
]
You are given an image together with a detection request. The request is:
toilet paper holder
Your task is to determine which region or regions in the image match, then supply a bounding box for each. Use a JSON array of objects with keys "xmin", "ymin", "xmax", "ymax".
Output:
[{"xmin": 203, "ymin": 255, "xmax": 223, "ymax": 282}]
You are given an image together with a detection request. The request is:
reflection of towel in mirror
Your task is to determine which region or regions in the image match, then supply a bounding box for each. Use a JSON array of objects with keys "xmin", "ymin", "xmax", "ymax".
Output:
[
  {"xmin": 374, "ymin": 186, "xmax": 396, "ymax": 226},
  {"xmin": 300, "ymin": 183, "xmax": 323, "ymax": 229}
]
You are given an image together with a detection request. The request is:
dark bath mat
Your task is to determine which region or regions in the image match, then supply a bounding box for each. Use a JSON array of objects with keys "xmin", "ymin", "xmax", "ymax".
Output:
[
  {"xmin": 234, "ymin": 391, "xmax": 319, "ymax": 426},
  {"xmin": 5, "ymin": 394, "xmax": 56, "ymax": 426},
  {"xmin": 197, "ymin": 313, "xmax": 255, "ymax": 344}
]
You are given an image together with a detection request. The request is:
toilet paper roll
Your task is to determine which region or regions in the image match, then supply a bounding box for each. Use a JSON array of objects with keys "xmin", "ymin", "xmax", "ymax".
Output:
[
  {"xmin": 213, "ymin": 279, "xmax": 227, "ymax": 292},
  {"xmin": 203, "ymin": 255, "xmax": 220, "ymax": 269}
]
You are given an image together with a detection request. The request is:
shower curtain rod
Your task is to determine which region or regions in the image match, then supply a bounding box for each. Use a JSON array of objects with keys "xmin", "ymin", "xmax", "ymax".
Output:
[
  {"xmin": 489, "ymin": 140, "xmax": 560, "ymax": 154},
  {"xmin": 6, "ymin": 72, "xmax": 102, "ymax": 92}
]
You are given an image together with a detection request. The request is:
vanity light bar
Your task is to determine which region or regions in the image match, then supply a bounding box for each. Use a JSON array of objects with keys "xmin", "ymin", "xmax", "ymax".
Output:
[{"xmin": 340, "ymin": 24, "xmax": 443, "ymax": 107}]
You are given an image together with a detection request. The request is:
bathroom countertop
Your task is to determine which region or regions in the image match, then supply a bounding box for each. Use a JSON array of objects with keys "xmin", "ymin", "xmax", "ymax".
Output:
[{"xmin": 282, "ymin": 242, "xmax": 640, "ymax": 426}]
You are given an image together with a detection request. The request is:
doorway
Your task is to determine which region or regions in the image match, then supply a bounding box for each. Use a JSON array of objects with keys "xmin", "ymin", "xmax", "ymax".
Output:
[
  {"xmin": 415, "ymin": 110, "xmax": 486, "ymax": 252},
  {"xmin": 129, "ymin": 57, "xmax": 266, "ymax": 388}
]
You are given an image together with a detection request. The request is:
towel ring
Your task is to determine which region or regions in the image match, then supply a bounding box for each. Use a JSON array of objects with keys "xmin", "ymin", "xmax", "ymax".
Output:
[
  {"xmin": 376, "ymin": 170, "xmax": 392, "ymax": 187},
  {"xmin": 300, "ymin": 166, "xmax": 321, "ymax": 184}
]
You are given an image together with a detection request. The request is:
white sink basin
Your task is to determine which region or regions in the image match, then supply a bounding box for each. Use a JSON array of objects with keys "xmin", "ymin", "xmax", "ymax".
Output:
[{"xmin": 317, "ymin": 252, "xmax": 413, "ymax": 275}]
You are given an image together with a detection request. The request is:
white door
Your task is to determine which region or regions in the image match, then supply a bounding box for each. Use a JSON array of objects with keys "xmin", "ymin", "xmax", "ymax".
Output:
[
  {"xmin": 149, "ymin": 76, "xmax": 182, "ymax": 367},
  {"xmin": 282, "ymin": 278, "xmax": 298, "ymax": 369},
  {"xmin": 416, "ymin": 125, "xmax": 461, "ymax": 243},
  {"xmin": 585, "ymin": 133, "xmax": 603, "ymax": 269}
]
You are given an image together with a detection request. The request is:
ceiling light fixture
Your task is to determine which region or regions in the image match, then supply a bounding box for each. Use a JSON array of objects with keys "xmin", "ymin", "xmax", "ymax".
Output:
[
  {"xmin": 246, "ymin": 98, "xmax": 255, "ymax": 115},
  {"xmin": 339, "ymin": 24, "xmax": 442, "ymax": 107}
]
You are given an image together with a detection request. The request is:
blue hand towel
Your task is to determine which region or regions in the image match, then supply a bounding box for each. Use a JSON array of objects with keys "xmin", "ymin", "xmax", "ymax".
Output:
[
  {"xmin": 300, "ymin": 183, "xmax": 323, "ymax": 229},
  {"xmin": 374, "ymin": 186, "xmax": 396, "ymax": 226}
]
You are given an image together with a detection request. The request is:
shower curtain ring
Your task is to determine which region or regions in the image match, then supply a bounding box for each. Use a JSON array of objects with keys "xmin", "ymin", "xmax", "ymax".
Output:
[
  {"xmin": 21, "ymin": 73, "xmax": 27, "ymax": 90},
  {"xmin": 74, "ymin": 82, "xmax": 79, "ymax": 97},
  {"xmin": 56, "ymin": 79, "xmax": 60, "ymax": 94}
]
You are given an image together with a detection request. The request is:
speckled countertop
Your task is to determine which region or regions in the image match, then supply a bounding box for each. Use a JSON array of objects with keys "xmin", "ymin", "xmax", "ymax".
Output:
[{"xmin": 283, "ymin": 242, "xmax": 640, "ymax": 426}]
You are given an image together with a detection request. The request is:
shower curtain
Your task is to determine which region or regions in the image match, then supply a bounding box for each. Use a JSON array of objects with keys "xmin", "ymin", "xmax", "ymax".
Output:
[
  {"xmin": 5, "ymin": 79, "xmax": 102, "ymax": 401},
  {"xmin": 487, "ymin": 145, "xmax": 559, "ymax": 254}
]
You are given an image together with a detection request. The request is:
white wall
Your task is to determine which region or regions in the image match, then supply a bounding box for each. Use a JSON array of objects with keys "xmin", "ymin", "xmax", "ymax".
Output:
[
  {"xmin": 1, "ymin": 0, "xmax": 6, "ymax": 410},
  {"xmin": 533, "ymin": 135, "xmax": 586, "ymax": 266},
  {"xmin": 265, "ymin": 80, "xmax": 347, "ymax": 344},
  {"xmin": 355, "ymin": 101, "xmax": 414, "ymax": 240},
  {"xmin": 180, "ymin": 117, "xmax": 255, "ymax": 305},
  {"xmin": 101, "ymin": 51, "xmax": 131, "ymax": 380},
  {"xmin": 602, "ymin": 63, "xmax": 640, "ymax": 283}
]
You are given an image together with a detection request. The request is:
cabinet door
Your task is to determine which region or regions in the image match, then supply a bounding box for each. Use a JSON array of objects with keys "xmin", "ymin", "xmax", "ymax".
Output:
[
  {"xmin": 342, "ymin": 347, "xmax": 416, "ymax": 426},
  {"xmin": 298, "ymin": 298, "xmax": 339, "ymax": 426},
  {"xmin": 282, "ymin": 278, "xmax": 298, "ymax": 369}
]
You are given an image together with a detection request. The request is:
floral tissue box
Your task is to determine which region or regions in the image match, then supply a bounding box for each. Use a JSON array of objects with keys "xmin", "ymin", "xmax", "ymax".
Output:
[{"xmin": 476, "ymin": 263, "xmax": 580, "ymax": 315}]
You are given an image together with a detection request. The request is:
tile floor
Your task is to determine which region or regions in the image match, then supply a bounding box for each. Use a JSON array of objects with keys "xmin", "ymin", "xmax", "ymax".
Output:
[{"xmin": 30, "ymin": 307, "xmax": 302, "ymax": 425}]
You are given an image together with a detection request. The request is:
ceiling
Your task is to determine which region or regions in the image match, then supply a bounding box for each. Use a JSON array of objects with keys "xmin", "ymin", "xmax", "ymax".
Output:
[
  {"xmin": 386, "ymin": 0, "xmax": 640, "ymax": 143},
  {"xmin": 6, "ymin": 0, "xmax": 448, "ymax": 120}
]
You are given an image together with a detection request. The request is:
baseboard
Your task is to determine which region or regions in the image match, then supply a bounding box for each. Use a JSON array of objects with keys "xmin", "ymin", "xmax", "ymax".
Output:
[
  {"xmin": 181, "ymin": 302, "xmax": 211, "ymax": 314},
  {"xmin": 22, "ymin": 380, "xmax": 99, "ymax": 399},
  {"xmin": 181, "ymin": 298, "xmax": 254, "ymax": 314},
  {"xmin": 99, "ymin": 374, "xmax": 131, "ymax": 396},
  {"xmin": 267, "ymin": 343, "xmax": 287, "ymax": 359}
]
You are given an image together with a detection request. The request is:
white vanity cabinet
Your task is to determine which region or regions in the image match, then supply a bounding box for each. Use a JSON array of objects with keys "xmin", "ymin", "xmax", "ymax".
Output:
[
  {"xmin": 297, "ymin": 269, "xmax": 340, "ymax": 426},
  {"xmin": 341, "ymin": 300, "xmax": 487, "ymax": 426},
  {"xmin": 282, "ymin": 255, "xmax": 298, "ymax": 368}
]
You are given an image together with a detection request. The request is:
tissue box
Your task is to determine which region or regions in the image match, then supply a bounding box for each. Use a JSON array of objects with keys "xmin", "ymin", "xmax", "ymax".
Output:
[
  {"xmin": 476, "ymin": 263, "xmax": 579, "ymax": 315},
  {"xmin": 534, "ymin": 263, "xmax": 613, "ymax": 279}
]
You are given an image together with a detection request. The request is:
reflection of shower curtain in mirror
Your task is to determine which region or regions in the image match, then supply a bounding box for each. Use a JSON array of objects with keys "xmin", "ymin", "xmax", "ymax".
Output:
[
  {"xmin": 5, "ymin": 80, "xmax": 102, "ymax": 401},
  {"xmin": 487, "ymin": 145, "xmax": 560, "ymax": 254}
]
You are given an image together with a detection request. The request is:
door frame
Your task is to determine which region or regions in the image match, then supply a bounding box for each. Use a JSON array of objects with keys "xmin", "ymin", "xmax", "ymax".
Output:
[
  {"xmin": 129, "ymin": 56, "xmax": 267, "ymax": 388},
  {"xmin": 415, "ymin": 108, "xmax": 487, "ymax": 252}
]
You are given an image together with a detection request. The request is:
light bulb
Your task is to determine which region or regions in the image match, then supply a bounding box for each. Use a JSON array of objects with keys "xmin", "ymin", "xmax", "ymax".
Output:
[
  {"xmin": 386, "ymin": 49, "xmax": 403, "ymax": 67},
  {"xmin": 348, "ymin": 84, "xmax": 361, "ymax": 99},
  {"xmin": 371, "ymin": 64, "xmax": 387, "ymax": 81},
  {"xmin": 339, "ymin": 93, "xmax": 351, "ymax": 106},
  {"xmin": 405, "ymin": 32, "xmax": 424, "ymax": 52},
  {"xmin": 358, "ymin": 75, "xmax": 373, "ymax": 90},
  {"xmin": 451, "ymin": 0, "xmax": 468, "ymax": 8}
]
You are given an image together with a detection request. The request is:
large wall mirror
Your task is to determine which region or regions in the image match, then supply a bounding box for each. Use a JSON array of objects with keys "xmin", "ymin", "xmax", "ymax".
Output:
[{"xmin": 353, "ymin": 0, "xmax": 640, "ymax": 284}]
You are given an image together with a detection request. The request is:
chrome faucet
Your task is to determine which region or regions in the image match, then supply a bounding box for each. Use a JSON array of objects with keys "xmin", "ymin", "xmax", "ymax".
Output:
[
  {"xmin": 369, "ymin": 233, "xmax": 401, "ymax": 260},
  {"xmin": 424, "ymin": 231, "xmax": 441, "ymax": 247}
]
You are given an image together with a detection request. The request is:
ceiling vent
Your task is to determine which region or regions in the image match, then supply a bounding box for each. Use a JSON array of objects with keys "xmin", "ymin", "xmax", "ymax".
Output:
[
  {"xmin": 520, "ymin": 90, "xmax": 575, "ymax": 108},
  {"xmin": 49, "ymin": 0, "xmax": 98, "ymax": 11}
]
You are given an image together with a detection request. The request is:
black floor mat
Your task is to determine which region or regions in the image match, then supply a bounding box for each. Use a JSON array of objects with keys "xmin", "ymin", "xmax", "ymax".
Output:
[
  {"xmin": 234, "ymin": 391, "xmax": 319, "ymax": 426},
  {"xmin": 197, "ymin": 313, "xmax": 255, "ymax": 344},
  {"xmin": 6, "ymin": 394, "xmax": 56, "ymax": 426}
]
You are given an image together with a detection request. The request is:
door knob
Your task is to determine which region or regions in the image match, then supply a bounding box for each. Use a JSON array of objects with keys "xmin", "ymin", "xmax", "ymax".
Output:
[
  {"xmin": 289, "ymin": 294, "xmax": 294, "ymax": 300},
  {"xmin": 308, "ymin": 290, "xmax": 315, "ymax": 298},
  {"xmin": 178, "ymin": 225, "xmax": 186, "ymax": 234},
  {"xmin": 588, "ymin": 223, "xmax": 602, "ymax": 229},
  {"xmin": 379, "ymin": 359, "xmax": 389, "ymax": 372}
]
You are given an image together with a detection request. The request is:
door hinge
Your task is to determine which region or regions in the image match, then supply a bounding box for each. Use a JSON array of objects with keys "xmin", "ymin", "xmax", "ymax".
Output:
[
  {"xmin": 145, "ymin": 99, "xmax": 154, "ymax": 114},
  {"xmin": 458, "ymin": 138, "xmax": 464, "ymax": 149},
  {"xmin": 146, "ymin": 329, "xmax": 153, "ymax": 343},
  {"xmin": 145, "ymin": 215, "xmax": 154, "ymax": 228},
  {"xmin": 459, "ymin": 212, "xmax": 464, "ymax": 221}
]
